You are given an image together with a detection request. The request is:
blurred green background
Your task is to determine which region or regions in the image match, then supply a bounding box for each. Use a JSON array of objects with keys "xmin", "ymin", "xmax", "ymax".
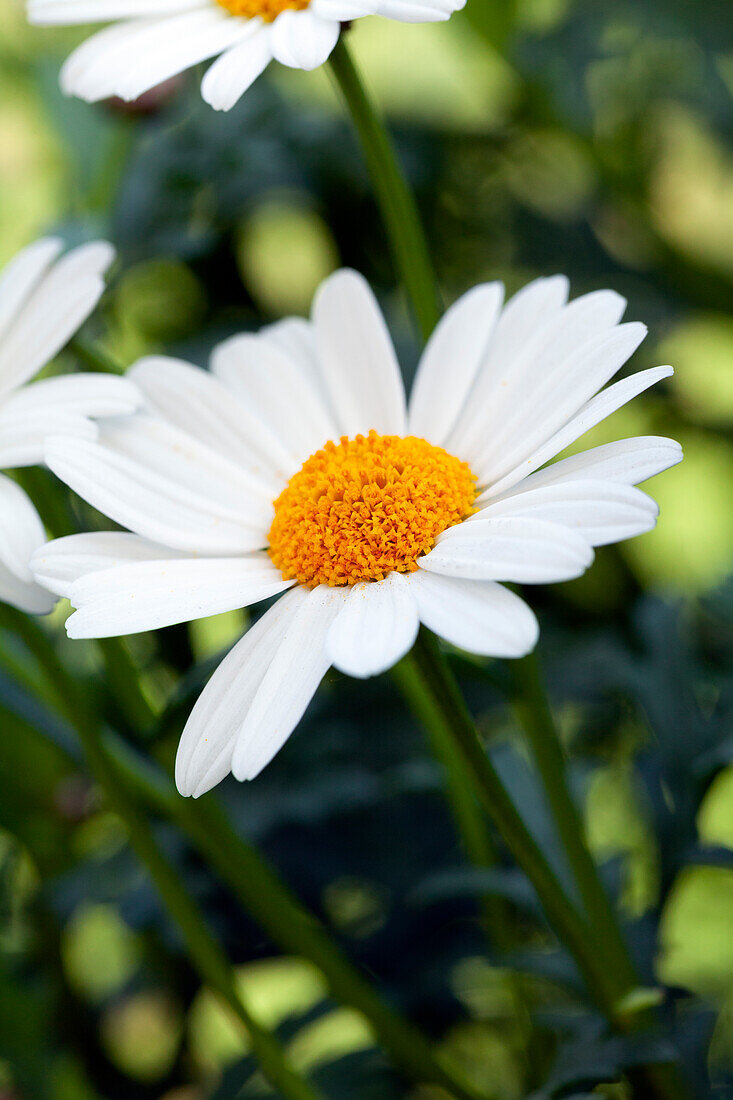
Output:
[{"xmin": 0, "ymin": 0, "xmax": 732, "ymax": 1097}]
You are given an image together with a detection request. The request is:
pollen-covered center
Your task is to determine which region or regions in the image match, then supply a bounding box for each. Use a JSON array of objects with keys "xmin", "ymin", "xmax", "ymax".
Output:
[
  {"xmin": 268, "ymin": 431, "xmax": 477, "ymax": 588},
  {"xmin": 214, "ymin": 0, "xmax": 309, "ymax": 20}
]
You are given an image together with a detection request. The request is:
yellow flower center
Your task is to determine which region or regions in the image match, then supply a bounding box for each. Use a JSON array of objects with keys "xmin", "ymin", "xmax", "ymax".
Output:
[
  {"xmin": 214, "ymin": 0, "xmax": 309, "ymax": 20},
  {"xmin": 268, "ymin": 431, "xmax": 477, "ymax": 588}
]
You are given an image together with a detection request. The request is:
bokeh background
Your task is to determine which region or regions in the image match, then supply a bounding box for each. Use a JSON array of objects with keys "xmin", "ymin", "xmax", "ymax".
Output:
[{"xmin": 0, "ymin": 0, "xmax": 732, "ymax": 1096}]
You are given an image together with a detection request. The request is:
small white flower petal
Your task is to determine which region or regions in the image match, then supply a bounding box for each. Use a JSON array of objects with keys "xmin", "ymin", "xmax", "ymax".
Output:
[
  {"xmin": 326, "ymin": 572, "xmax": 419, "ymax": 678},
  {"xmin": 408, "ymin": 571, "xmax": 539, "ymax": 658},
  {"xmin": 64, "ymin": 556, "xmax": 293, "ymax": 638},
  {"xmin": 494, "ymin": 436, "xmax": 683, "ymax": 496},
  {"xmin": 32, "ymin": 531, "xmax": 183, "ymax": 597},
  {"xmin": 473, "ymin": 479, "xmax": 659, "ymax": 547},
  {"xmin": 201, "ymin": 25, "xmax": 272, "ymax": 111},
  {"xmin": 28, "ymin": 0, "xmax": 206, "ymax": 24},
  {"xmin": 313, "ymin": 269, "xmax": 407, "ymax": 438},
  {"xmin": 45, "ymin": 419, "xmax": 271, "ymax": 555},
  {"xmin": 232, "ymin": 584, "xmax": 344, "ymax": 781},
  {"xmin": 482, "ymin": 366, "xmax": 674, "ymax": 501},
  {"xmin": 129, "ymin": 356, "xmax": 292, "ymax": 490},
  {"xmin": 471, "ymin": 321, "xmax": 646, "ymax": 487},
  {"xmin": 212, "ymin": 333, "xmax": 338, "ymax": 465},
  {"xmin": 0, "ymin": 241, "xmax": 114, "ymax": 399},
  {"xmin": 176, "ymin": 588, "xmax": 307, "ymax": 799},
  {"xmin": 421, "ymin": 516, "xmax": 594, "ymax": 584},
  {"xmin": 0, "ymin": 237, "xmax": 63, "ymax": 349},
  {"xmin": 270, "ymin": 9, "xmax": 339, "ymax": 71},
  {"xmin": 375, "ymin": 0, "xmax": 465, "ymax": 22},
  {"xmin": 0, "ymin": 474, "xmax": 56, "ymax": 614},
  {"xmin": 408, "ymin": 282, "xmax": 504, "ymax": 446}
]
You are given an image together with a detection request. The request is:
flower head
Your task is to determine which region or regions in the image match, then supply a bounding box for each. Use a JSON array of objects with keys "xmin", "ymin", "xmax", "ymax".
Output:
[
  {"xmin": 0, "ymin": 238, "xmax": 138, "ymax": 613},
  {"xmin": 27, "ymin": 0, "xmax": 466, "ymax": 112},
  {"xmin": 34, "ymin": 269, "xmax": 681, "ymax": 795}
]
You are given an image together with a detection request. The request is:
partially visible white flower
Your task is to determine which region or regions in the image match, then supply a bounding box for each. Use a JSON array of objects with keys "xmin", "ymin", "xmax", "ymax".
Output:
[
  {"xmin": 34, "ymin": 269, "xmax": 681, "ymax": 795},
  {"xmin": 27, "ymin": 0, "xmax": 466, "ymax": 112},
  {"xmin": 0, "ymin": 238, "xmax": 139, "ymax": 613}
]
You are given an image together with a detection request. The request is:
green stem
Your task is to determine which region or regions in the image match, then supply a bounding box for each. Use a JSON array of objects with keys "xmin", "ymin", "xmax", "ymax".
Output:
[
  {"xmin": 1, "ymin": 610, "xmax": 322, "ymax": 1100},
  {"xmin": 328, "ymin": 37, "xmax": 441, "ymax": 343},
  {"xmin": 396, "ymin": 631, "xmax": 628, "ymax": 1016},
  {"xmin": 509, "ymin": 653, "xmax": 639, "ymax": 989}
]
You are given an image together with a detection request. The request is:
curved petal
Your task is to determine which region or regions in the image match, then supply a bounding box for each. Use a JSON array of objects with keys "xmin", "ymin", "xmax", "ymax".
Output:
[
  {"xmin": 212, "ymin": 333, "xmax": 337, "ymax": 465},
  {"xmin": 420, "ymin": 516, "xmax": 594, "ymax": 583},
  {"xmin": 201, "ymin": 25, "xmax": 272, "ymax": 111},
  {"xmin": 270, "ymin": 9, "xmax": 339, "ymax": 70},
  {"xmin": 312, "ymin": 269, "xmax": 407, "ymax": 438},
  {"xmin": 32, "ymin": 531, "xmax": 184, "ymax": 597},
  {"xmin": 129, "ymin": 356, "xmax": 292, "ymax": 488},
  {"xmin": 231, "ymin": 584, "xmax": 344, "ymax": 781},
  {"xmin": 480, "ymin": 367, "xmax": 674, "ymax": 501},
  {"xmin": 45, "ymin": 418, "xmax": 272, "ymax": 555},
  {"xmin": 407, "ymin": 282, "xmax": 503, "ymax": 445},
  {"xmin": 0, "ymin": 237, "xmax": 63, "ymax": 348},
  {"xmin": 0, "ymin": 241, "xmax": 114, "ymax": 399},
  {"xmin": 326, "ymin": 571, "xmax": 419, "ymax": 678},
  {"xmin": 176, "ymin": 587, "xmax": 307, "ymax": 799},
  {"xmin": 375, "ymin": 0, "xmax": 465, "ymax": 21},
  {"xmin": 408, "ymin": 571, "xmax": 538, "ymax": 657},
  {"xmin": 64, "ymin": 556, "xmax": 293, "ymax": 638},
  {"xmin": 472, "ymin": 479, "xmax": 659, "ymax": 547},
  {"xmin": 0, "ymin": 374, "xmax": 141, "ymax": 467},
  {"xmin": 0, "ymin": 474, "xmax": 55, "ymax": 613},
  {"xmin": 493, "ymin": 436, "xmax": 683, "ymax": 496},
  {"xmin": 29, "ymin": 0, "xmax": 206, "ymax": 24}
]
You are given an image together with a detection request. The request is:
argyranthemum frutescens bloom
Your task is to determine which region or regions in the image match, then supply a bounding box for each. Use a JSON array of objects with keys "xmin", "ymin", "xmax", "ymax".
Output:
[
  {"xmin": 27, "ymin": 0, "xmax": 465, "ymax": 112},
  {"xmin": 32, "ymin": 270, "xmax": 681, "ymax": 796},
  {"xmin": 0, "ymin": 238, "xmax": 139, "ymax": 614}
]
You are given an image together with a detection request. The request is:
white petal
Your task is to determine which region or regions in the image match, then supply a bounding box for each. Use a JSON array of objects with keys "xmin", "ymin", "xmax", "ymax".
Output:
[
  {"xmin": 482, "ymin": 366, "xmax": 674, "ymax": 501},
  {"xmin": 64, "ymin": 556, "xmax": 293, "ymax": 638},
  {"xmin": 212, "ymin": 333, "xmax": 336, "ymax": 465},
  {"xmin": 311, "ymin": 0, "xmax": 376, "ymax": 17},
  {"xmin": 408, "ymin": 571, "xmax": 538, "ymax": 657},
  {"xmin": 176, "ymin": 588, "xmax": 306, "ymax": 798},
  {"xmin": 0, "ymin": 474, "xmax": 56, "ymax": 613},
  {"xmin": 45, "ymin": 419, "xmax": 271, "ymax": 555},
  {"xmin": 263, "ymin": 317, "xmax": 331, "ymax": 409},
  {"xmin": 231, "ymin": 585, "xmax": 344, "ymax": 781},
  {"xmin": 201, "ymin": 26, "xmax": 272, "ymax": 111},
  {"xmin": 28, "ymin": 0, "xmax": 206, "ymax": 24},
  {"xmin": 492, "ymin": 436, "xmax": 683, "ymax": 496},
  {"xmin": 375, "ymin": 0, "xmax": 464, "ymax": 21},
  {"xmin": 60, "ymin": 10, "xmax": 252, "ymax": 104},
  {"xmin": 0, "ymin": 238, "xmax": 63, "ymax": 348},
  {"xmin": 312, "ymin": 269, "xmax": 407, "ymax": 438},
  {"xmin": 472, "ymin": 479, "xmax": 659, "ymax": 547},
  {"xmin": 407, "ymin": 282, "xmax": 504, "ymax": 445},
  {"xmin": 420, "ymin": 516, "xmax": 594, "ymax": 583},
  {"xmin": 270, "ymin": 9, "xmax": 339, "ymax": 70},
  {"xmin": 326, "ymin": 572, "xmax": 419, "ymax": 678},
  {"xmin": 129, "ymin": 356, "xmax": 292, "ymax": 489},
  {"xmin": 0, "ymin": 374, "xmax": 141, "ymax": 467},
  {"xmin": 471, "ymin": 321, "xmax": 646, "ymax": 486},
  {"xmin": 0, "ymin": 241, "xmax": 114, "ymax": 399},
  {"xmin": 31, "ymin": 531, "xmax": 183, "ymax": 597}
]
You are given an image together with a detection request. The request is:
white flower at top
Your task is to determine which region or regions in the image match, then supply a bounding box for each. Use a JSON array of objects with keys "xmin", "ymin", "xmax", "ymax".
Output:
[
  {"xmin": 0, "ymin": 238, "xmax": 139, "ymax": 614},
  {"xmin": 27, "ymin": 0, "xmax": 466, "ymax": 112},
  {"xmin": 33, "ymin": 269, "xmax": 681, "ymax": 796}
]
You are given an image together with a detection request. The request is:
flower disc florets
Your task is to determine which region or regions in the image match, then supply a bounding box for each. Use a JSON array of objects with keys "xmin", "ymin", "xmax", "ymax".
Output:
[
  {"xmin": 268, "ymin": 430, "xmax": 477, "ymax": 587},
  {"xmin": 215, "ymin": 0, "xmax": 309, "ymax": 19}
]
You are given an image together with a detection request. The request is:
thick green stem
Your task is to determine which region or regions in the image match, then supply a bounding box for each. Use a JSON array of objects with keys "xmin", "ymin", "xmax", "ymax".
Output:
[
  {"xmin": 328, "ymin": 37, "xmax": 441, "ymax": 343},
  {"xmin": 509, "ymin": 653, "xmax": 639, "ymax": 988},
  {"xmin": 0, "ymin": 609, "xmax": 322, "ymax": 1100}
]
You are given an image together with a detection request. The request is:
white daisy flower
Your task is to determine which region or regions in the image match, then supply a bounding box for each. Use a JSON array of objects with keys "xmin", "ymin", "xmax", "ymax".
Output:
[
  {"xmin": 27, "ymin": 0, "xmax": 466, "ymax": 112},
  {"xmin": 33, "ymin": 270, "xmax": 681, "ymax": 795},
  {"xmin": 0, "ymin": 238, "xmax": 139, "ymax": 614}
]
